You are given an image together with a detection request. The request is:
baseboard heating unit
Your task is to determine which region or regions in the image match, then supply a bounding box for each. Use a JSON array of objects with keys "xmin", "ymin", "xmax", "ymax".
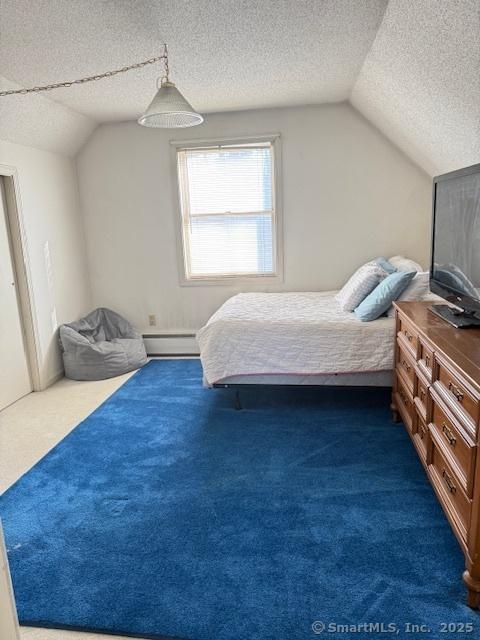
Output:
[{"xmin": 142, "ymin": 332, "xmax": 199, "ymax": 357}]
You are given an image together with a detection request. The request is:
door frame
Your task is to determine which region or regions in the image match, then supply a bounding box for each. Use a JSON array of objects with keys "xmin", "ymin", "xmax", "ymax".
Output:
[{"xmin": 0, "ymin": 165, "xmax": 41, "ymax": 391}]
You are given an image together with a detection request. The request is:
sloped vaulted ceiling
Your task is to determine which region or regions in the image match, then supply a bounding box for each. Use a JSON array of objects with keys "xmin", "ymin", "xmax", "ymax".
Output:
[
  {"xmin": 0, "ymin": 0, "xmax": 478, "ymax": 170},
  {"xmin": 351, "ymin": 0, "xmax": 480, "ymax": 177},
  {"xmin": 0, "ymin": 74, "xmax": 95, "ymax": 156}
]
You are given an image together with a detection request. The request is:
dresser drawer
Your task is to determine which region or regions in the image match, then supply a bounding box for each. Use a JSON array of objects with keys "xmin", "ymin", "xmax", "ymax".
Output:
[
  {"xmin": 418, "ymin": 338, "xmax": 434, "ymax": 382},
  {"xmin": 396, "ymin": 340, "xmax": 415, "ymax": 393},
  {"xmin": 428, "ymin": 440, "xmax": 471, "ymax": 544},
  {"xmin": 395, "ymin": 372, "xmax": 414, "ymax": 432},
  {"xmin": 415, "ymin": 372, "xmax": 429, "ymax": 422},
  {"xmin": 397, "ymin": 316, "xmax": 418, "ymax": 357},
  {"xmin": 435, "ymin": 358, "xmax": 479, "ymax": 432},
  {"xmin": 413, "ymin": 409, "xmax": 428, "ymax": 464},
  {"xmin": 430, "ymin": 397, "xmax": 476, "ymax": 496}
]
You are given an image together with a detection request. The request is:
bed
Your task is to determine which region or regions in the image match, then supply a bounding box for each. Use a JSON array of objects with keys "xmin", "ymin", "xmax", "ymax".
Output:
[{"xmin": 197, "ymin": 291, "xmax": 395, "ymax": 388}]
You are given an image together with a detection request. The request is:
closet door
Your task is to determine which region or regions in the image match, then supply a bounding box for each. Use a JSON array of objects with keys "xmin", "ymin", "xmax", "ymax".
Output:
[{"xmin": 0, "ymin": 178, "xmax": 31, "ymax": 410}]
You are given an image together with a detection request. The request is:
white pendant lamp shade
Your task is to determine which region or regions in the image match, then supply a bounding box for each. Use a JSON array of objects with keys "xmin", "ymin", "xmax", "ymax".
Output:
[{"xmin": 138, "ymin": 80, "xmax": 203, "ymax": 128}]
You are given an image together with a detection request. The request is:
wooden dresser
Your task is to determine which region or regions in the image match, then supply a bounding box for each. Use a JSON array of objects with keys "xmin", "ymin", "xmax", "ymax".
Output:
[{"xmin": 392, "ymin": 301, "xmax": 480, "ymax": 608}]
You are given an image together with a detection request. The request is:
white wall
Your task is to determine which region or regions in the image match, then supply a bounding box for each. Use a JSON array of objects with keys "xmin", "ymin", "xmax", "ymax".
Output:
[
  {"xmin": 77, "ymin": 103, "xmax": 431, "ymax": 333},
  {"xmin": 0, "ymin": 139, "xmax": 92, "ymax": 387}
]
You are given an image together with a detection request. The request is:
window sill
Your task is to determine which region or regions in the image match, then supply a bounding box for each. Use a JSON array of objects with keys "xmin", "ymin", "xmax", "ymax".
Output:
[{"xmin": 179, "ymin": 273, "xmax": 284, "ymax": 287}]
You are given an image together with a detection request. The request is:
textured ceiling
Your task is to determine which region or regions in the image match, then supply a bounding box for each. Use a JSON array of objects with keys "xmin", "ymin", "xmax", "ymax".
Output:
[
  {"xmin": 0, "ymin": 0, "xmax": 387, "ymax": 121},
  {"xmin": 0, "ymin": 0, "xmax": 477, "ymax": 172},
  {"xmin": 352, "ymin": 0, "xmax": 480, "ymax": 176},
  {"xmin": 0, "ymin": 74, "xmax": 95, "ymax": 156}
]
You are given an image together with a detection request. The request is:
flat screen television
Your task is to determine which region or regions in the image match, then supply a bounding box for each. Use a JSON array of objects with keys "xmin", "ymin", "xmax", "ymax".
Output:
[{"xmin": 430, "ymin": 163, "xmax": 480, "ymax": 328}]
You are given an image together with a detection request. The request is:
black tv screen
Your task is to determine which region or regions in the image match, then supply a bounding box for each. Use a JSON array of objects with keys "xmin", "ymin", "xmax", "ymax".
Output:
[{"xmin": 431, "ymin": 163, "xmax": 480, "ymax": 314}]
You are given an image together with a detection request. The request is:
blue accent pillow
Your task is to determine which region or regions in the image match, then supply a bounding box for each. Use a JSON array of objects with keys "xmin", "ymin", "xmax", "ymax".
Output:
[
  {"xmin": 375, "ymin": 257, "xmax": 397, "ymax": 274},
  {"xmin": 354, "ymin": 271, "xmax": 416, "ymax": 321}
]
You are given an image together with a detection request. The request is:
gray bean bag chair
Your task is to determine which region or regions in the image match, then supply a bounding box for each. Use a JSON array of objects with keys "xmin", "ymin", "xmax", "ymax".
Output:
[{"xmin": 59, "ymin": 308, "xmax": 147, "ymax": 380}]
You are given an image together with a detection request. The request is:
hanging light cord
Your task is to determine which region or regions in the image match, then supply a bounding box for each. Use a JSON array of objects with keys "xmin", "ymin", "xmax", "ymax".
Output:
[
  {"xmin": 162, "ymin": 43, "xmax": 170, "ymax": 82},
  {"xmin": 0, "ymin": 51, "xmax": 167, "ymax": 97}
]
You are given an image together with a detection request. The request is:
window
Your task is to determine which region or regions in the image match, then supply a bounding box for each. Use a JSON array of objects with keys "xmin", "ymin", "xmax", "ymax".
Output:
[{"xmin": 175, "ymin": 137, "xmax": 281, "ymax": 282}]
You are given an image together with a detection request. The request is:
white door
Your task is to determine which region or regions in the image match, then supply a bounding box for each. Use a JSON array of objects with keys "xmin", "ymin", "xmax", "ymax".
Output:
[
  {"xmin": 0, "ymin": 521, "xmax": 20, "ymax": 640},
  {"xmin": 0, "ymin": 178, "xmax": 31, "ymax": 410}
]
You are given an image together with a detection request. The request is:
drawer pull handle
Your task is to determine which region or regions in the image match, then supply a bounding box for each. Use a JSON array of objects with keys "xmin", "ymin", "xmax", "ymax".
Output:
[
  {"xmin": 419, "ymin": 426, "xmax": 425, "ymax": 439},
  {"xmin": 448, "ymin": 382, "xmax": 464, "ymax": 403},
  {"xmin": 399, "ymin": 390, "xmax": 408, "ymax": 406},
  {"xmin": 442, "ymin": 422, "xmax": 456, "ymax": 447},
  {"xmin": 425, "ymin": 355, "xmax": 430, "ymax": 366},
  {"xmin": 404, "ymin": 330, "xmax": 413, "ymax": 342},
  {"xmin": 402, "ymin": 360, "xmax": 411, "ymax": 373},
  {"xmin": 442, "ymin": 469, "xmax": 456, "ymax": 494},
  {"xmin": 420, "ymin": 389, "xmax": 425, "ymax": 402}
]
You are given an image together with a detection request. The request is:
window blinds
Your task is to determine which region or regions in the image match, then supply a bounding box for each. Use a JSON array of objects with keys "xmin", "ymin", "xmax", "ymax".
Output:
[{"xmin": 176, "ymin": 142, "xmax": 276, "ymax": 279}]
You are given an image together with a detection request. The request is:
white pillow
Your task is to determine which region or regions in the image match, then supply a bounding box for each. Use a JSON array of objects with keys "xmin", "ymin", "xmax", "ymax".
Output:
[
  {"xmin": 389, "ymin": 255, "xmax": 423, "ymax": 272},
  {"xmin": 335, "ymin": 261, "xmax": 387, "ymax": 312},
  {"xmin": 387, "ymin": 271, "xmax": 430, "ymax": 316}
]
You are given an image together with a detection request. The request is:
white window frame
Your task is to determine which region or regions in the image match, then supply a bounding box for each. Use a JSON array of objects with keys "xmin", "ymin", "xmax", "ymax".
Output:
[{"xmin": 170, "ymin": 134, "xmax": 283, "ymax": 286}]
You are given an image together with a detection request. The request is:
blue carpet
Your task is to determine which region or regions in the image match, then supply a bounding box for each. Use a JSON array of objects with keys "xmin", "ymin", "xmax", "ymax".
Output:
[{"xmin": 1, "ymin": 360, "xmax": 478, "ymax": 639}]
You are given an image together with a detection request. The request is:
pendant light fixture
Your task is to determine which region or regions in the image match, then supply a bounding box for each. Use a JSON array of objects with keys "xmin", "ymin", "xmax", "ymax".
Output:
[{"xmin": 138, "ymin": 44, "xmax": 203, "ymax": 128}]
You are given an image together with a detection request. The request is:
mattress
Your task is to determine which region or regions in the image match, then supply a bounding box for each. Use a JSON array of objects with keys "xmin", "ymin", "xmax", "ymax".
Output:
[{"xmin": 197, "ymin": 291, "xmax": 396, "ymax": 386}]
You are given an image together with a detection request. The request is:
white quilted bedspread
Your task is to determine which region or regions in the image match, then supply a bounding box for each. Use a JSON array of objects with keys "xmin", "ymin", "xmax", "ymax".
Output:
[{"xmin": 197, "ymin": 291, "xmax": 396, "ymax": 385}]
